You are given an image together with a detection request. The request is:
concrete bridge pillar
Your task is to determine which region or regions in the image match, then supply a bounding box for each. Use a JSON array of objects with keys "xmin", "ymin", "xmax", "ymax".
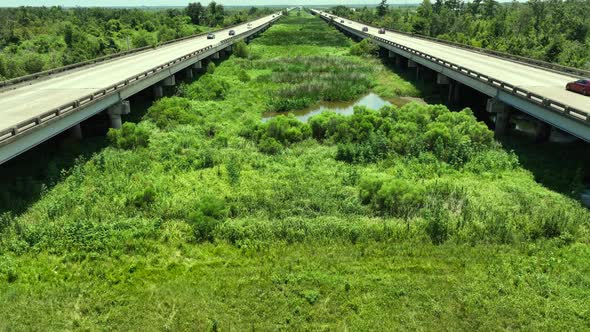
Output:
[
  {"xmin": 534, "ymin": 121, "xmax": 551, "ymax": 143},
  {"xmin": 436, "ymin": 73, "xmax": 449, "ymax": 85},
  {"xmin": 193, "ymin": 61, "xmax": 202, "ymax": 70},
  {"xmin": 388, "ymin": 50, "xmax": 396, "ymax": 58},
  {"xmin": 395, "ymin": 56, "xmax": 403, "ymax": 67},
  {"xmin": 163, "ymin": 75, "xmax": 176, "ymax": 87},
  {"xmin": 212, "ymin": 52, "xmax": 220, "ymax": 60},
  {"xmin": 486, "ymin": 98, "xmax": 511, "ymax": 137},
  {"xmin": 107, "ymin": 100, "xmax": 131, "ymax": 130},
  {"xmin": 68, "ymin": 123, "xmax": 83, "ymax": 140},
  {"xmin": 185, "ymin": 68, "xmax": 194, "ymax": 80},
  {"xmin": 153, "ymin": 85, "xmax": 164, "ymax": 99},
  {"xmin": 407, "ymin": 60, "xmax": 417, "ymax": 68},
  {"xmin": 448, "ymin": 81, "xmax": 461, "ymax": 104},
  {"xmin": 421, "ymin": 68, "xmax": 434, "ymax": 81}
]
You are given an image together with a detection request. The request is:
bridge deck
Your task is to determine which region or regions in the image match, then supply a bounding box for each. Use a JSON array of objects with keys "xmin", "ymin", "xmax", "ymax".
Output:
[
  {"xmin": 0, "ymin": 14, "xmax": 277, "ymax": 134},
  {"xmin": 322, "ymin": 12, "xmax": 590, "ymax": 118}
]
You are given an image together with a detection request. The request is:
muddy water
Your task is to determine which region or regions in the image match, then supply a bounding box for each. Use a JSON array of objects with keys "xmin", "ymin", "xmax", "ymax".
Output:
[{"xmin": 262, "ymin": 93, "xmax": 424, "ymax": 122}]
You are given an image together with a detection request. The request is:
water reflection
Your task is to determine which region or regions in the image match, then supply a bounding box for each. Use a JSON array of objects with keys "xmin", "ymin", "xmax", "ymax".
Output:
[{"xmin": 263, "ymin": 93, "xmax": 423, "ymax": 122}]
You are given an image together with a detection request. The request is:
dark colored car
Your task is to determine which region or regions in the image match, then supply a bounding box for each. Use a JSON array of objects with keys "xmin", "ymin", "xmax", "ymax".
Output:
[
  {"xmin": 340, "ymin": 20, "xmax": 345, "ymax": 23},
  {"xmin": 362, "ymin": 26, "xmax": 369, "ymax": 32},
  {"xmin": 207, "ymin": 33, "xmax": 215, "ymax": 39},
  {"xmin": 378, "ymin": 28, "xmax": 386, "ymax": 34},
  {"xmin": 566, "ymin": 79, "xmax": 590, "ymax": 96},
  {"xmin": 229, "ymin": 30, "xmax": 235, "ymax": 36}
]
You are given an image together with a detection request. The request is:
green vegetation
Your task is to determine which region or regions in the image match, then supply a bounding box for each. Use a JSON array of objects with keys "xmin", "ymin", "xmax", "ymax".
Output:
[
  {"xmin": 1, "ymin": 11, "xmax": 590, "ymax": 330},
  {"xmin": 332, "ymin": 0, "xmax": 590, "ymax": 70},
  {"xmin": 0, "ymin": 3, "xmax": 275, "ymax": 80}
]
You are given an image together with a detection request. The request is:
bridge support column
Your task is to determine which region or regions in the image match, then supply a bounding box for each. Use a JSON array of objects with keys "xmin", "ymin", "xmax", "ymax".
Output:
[
  {"xmin": 534, "ymin": 121, "xmax": 551, "ymax": 143},
  {"xmin": 163, "ymin": 75, "xmax": 176, "ymax": 87},
  {"xmin": 448, "ymin": 81, "xmax": 461, "ymax": 104},
  {"xmin": 407, "ymin": 60, "xmax": 417, "ymax": 68},
  {"xmin": 395, "ymin": 56, "xmax": 402, "ymax": 67},
  {"xmin": 486, "ymin": 98, "xmax": 511, "ymax": 137},
  {"xmin": 436, "ymin": 73, "xmax": 449, "ymax": 85},
  {"xmin": 193, "ymin": 61, "xmax": 202, "ymax": 70},
  {"xmin": 68, "ymin": 123, "xmax": 83, "ymax": 140},
  {"xmin": 185, "ymin": 67, "xmax": 194, "ymax": 80},
  {"xmin": 107, "ymin": 100, "xmax": 131, "ymax": 130},
  {"xmin": 153, "ymin": 85, "xmax": 164, "ymax": 99},
  {"xmin": 388, "ymin": 50, "xmax": 396, "ymax": 58},
  {"xmin": 212, "ymin": 52, "xmax": 220, "ymax": 60}
]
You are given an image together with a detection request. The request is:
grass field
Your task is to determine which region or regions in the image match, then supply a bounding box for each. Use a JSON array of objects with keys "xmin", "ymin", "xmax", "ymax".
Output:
[{"xmin": 1, "ymin": 11, "xmax": 589, "ymax": 331}]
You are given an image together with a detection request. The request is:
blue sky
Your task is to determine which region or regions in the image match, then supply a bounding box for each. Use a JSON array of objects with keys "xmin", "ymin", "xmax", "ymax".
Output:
[{"xmin": 0, "ymin": 0, "xmax": 401, "ymax": 7}]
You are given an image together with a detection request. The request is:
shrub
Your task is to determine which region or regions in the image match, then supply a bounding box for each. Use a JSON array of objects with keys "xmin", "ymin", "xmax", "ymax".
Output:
[
  {"xmin": 464, "ymin": 149, "xmax": 519, "ymax": 174},
  {"xmin": 425, "ymin": 208, "xmax": 450, "ymax": 245},
  {"xmin": 207, "ymin": 61, "xmax": 216, "ymax": 74},
  {"xmin": 145, "ymin": 96, "xmax": 197, "ymax": 129},
  {"xmin": 126, "ymin": 186, "xmax": 157, "ymax": 209},
  {"xmin": 258, "ymin": 137, "xmax": 283, "ymax": 155},
  {"xmin": 107, "ymin": 123, "xmax": 150, "ymax": 149},
  {"xmin": 359, "ymin": 176, "xmax": 425, "ymax": 217},
  {"xmin": 308, "ymin": 111, "xmax": 346, "ymax": 140},
  {"xmin": 238, "ymin": 70, "xmax": 251, "ymax": 83},
  {"xmin": 226, "ymin": 156, "xmax": 241, "ymax": 186},
  {"xmin": 350, "ymin": 39, "xmax": 379, "ymax": 56},
  {"xmin": 335, "ymin": 133, "xmax": 389, "ymax": 164},
  {"xmin": 187, "ymin": 196, "xmax": 228, "ymax": 242},
  {"xmin": 233, "ymin": 40, "xmax": 249, "ymax": 58},
  {"xmin": 313, "ymin": 103, "xmax": 497, "ymax": 166},
  {"xmin": 181, "ymin": 75, "xmax": 230, "ymax": 100},
  {"xmin": 251, "ymin": 115, "xmax": 312, "ymax": 152}
]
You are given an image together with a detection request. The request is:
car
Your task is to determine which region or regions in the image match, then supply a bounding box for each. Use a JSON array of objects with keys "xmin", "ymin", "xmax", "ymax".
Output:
[
  {"xmin": 362, "ymin": 26, "xmax": 369, "ymax": 32},
  {"xmin": 566, "ymin": 79, "xmax": 590, "ymax": 96},
  {"xmin": 378, "ymin": 28, "xmax": 386, "ymax": 34},
  {"xmin": 340, "ymin": 20, "xmax": 345, "ymax": 23},
  {"xmin": 207, "ymin": 33, "xmax": 215, "ymax": 39},
  {"xmin": 229, "ymin": 30, "xmax": 235, "ymax": 36},
  {"xmin": 247, "ymin": 23, "xmax": 252, "ymax": 29}
]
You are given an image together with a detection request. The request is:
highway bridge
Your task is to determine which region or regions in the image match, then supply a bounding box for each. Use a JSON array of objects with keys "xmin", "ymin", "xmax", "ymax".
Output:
[
  {"xmin": 312, "ymin": 9, "xmax": 590, "ymax": 143},
  {"xmin": 0, "ymin": 12, "xmax": 283, "ymax": 165}
]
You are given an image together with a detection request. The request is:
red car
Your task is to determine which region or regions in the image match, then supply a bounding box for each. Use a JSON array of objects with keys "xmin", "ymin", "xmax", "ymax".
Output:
[{"xmin": 566, "ymin": 79, "xmax": 590, "ymax": 96}]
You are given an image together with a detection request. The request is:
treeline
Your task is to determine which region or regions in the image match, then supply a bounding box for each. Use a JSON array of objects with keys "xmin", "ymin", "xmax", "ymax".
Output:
[
  {"xmin": 0, "ymin": 3, "xmax": 274, "ymax": 80},
  {"xmin": 331, "ymin": 0, "xmax": 590, "ymax": 70}
]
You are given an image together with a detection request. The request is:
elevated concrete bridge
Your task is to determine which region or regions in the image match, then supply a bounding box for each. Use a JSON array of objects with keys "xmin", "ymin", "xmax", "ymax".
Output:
[
  {"xmin": 312, "ymin": 9, "xmax": 590, "ymax": 143},
  {"xmin": 0, "ymin": 12, "xmax": 283, "ymax": 165}
]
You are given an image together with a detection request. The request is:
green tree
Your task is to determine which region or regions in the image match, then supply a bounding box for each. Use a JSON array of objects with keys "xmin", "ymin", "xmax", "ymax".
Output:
[
  {"xmin": 377, "ymin": 0, "xmax": 389, "ymax": 17},
  {"xmin": 186, "ymin": 2, "xmax": 204, "ymax": 25}
]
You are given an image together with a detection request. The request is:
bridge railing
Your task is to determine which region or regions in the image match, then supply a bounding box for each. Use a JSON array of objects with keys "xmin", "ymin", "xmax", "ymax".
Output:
[
  {"xmin": 0, "ymin": 15, "xmax": 278, "ymax": 91},
  {"xmin": 320, "ymin": 14, "xmax": 590, "ymax": 127},
  {"xmin": 317, "ymin": 11, "xmax": 590, "ymax": 79},
  {"xmin": 0, "ymin": 15, "xmax": 282, "ymax": 145}
]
